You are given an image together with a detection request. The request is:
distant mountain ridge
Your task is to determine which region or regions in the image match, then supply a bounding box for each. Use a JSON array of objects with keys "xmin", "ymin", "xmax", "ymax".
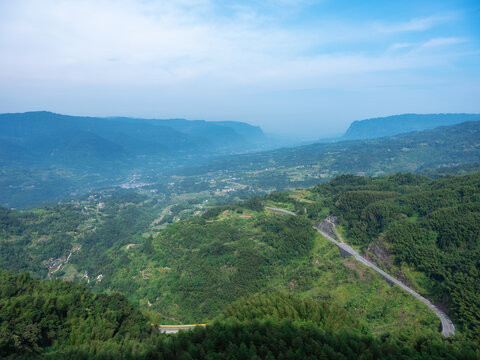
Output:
[
  {"xmin": 2, "ymin": 111, "xmax": 480, "ymax": 209},
  {"xmin": 343, "ymin": 113, "xmax": 480, "ymax": 140},
  {"xmin": 183, "ymin": 119, "xmax": 480, "ymax": 182},
  {"xmin": 0, "ymin": 111, "xmax": 265, "ymax": 167}
]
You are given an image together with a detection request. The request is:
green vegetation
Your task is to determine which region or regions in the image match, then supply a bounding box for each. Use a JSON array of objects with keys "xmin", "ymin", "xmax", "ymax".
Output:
[
  {"xmin": 99, "ymin": 209, "xmax": 315, "ymax": 323},
  {"xmin": 0, "ymin": 191, "xmax": 156, "ymax": 280},
  {"xmin": 221, "ymin": 291, "xmax": 360, "ymax": 330},
  {"xmin": 2, "ymin": 272, "xmax": 478, "ymax": 359},
  {"xmin": 0, "ymin": 270, "xmax": 155, "ymax": 358},
  {"xmin": 95, "ymin": 199, "xmax": 439, "ymax": 337},
  {"xmin": 5, "ymin": 173, "xmax": 478, "ymax": 337},
  {"xmin": 0, "ymin": 182, "xmax": 442, "ymax": 335},
  {"xmin": 307, "ymin": 173, "xmax": 480, "ymax": 341},
  {"xmin": 0, "ymin": 186, "xmax": 247, "ymax": 284}
]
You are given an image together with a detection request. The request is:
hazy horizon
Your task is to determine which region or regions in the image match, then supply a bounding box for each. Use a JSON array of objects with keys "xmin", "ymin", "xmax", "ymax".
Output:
[{"xmin": 1, "ymin": 0, "xmax": 479, "ymax": 137}]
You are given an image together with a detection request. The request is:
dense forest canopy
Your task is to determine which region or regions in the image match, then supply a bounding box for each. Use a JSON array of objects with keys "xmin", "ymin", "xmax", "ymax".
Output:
[{"xmin": 1, "ymin": 271, "xmax": 478, "ymax": 359}]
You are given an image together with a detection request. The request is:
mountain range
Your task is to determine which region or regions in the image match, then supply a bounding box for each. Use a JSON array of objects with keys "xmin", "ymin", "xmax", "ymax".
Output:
[
  {"xmin": 183, "ymin": 119, "xmax": 480, "ymax": 180},
  {"xmin": 2, "ymin": 111, "xmax": 480, "ymax": 209},
  {"xmin": 0, "ymin": 111, "xmax": 265, "ymax": 168}
]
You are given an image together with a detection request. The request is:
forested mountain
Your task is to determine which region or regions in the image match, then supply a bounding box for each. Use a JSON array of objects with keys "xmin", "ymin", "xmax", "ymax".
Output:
[
  {"xmin": 1, "ymin": 171, "xmax": 480, "ymax": 357},
  {"xmin": 254, "ymin": 173, "xmax": 480, "ymax": 341},
  {"xmin": 0, "ymin": 190, "xmax": 440, "ymax": 334},
  {"xmin": 0, "ymin": 270, "xmax": 156, "ymax": 358},
  {"xmin": 109, "ymin": 117, "xmax": 265, "ymax": 144},
  {"xmin": 1, "ymin": 111, "xmax": 480, "ymax": 359},
  {"xmin": 343, "ymin": 113, "xmax": 480, "ymax": 140},
  {"xmin": 0, "ymin": 111, "xmax": 265, "ymax": 167}
]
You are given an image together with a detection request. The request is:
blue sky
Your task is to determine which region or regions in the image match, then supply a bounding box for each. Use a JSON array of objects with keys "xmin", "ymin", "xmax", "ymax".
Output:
[{"xmin": 0, "ymin": 0, "xmax": 479, "ymax": 137}]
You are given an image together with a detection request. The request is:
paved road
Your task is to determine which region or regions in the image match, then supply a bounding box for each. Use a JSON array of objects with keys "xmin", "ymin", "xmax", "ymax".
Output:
[
  {"xmin": 314, "ymin": 224, "xmax": 455, "ymax": 337},
  {"xmin": 264, "ymin": 206, "xmax": 455, "ymax": 337},
  {"xmin": 159, "ymin": 324, "xmax": 206, "ymax": 334},
  {"xmin": 265, "ymin": 206, "xmax": 297, "ymax": 216}
]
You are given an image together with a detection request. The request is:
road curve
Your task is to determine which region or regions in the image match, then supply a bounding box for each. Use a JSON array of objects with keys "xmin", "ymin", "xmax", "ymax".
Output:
[
  {"xmin": 265, "ymin": 206, "xmax": 297, "ymax": 216},
  {"xmin": 314, "ymin": 224, "xmax": 455, "ymax": 337},
  {"xmin": 159, "ymin": 324, "xmax": 206, "ymax": 334},
  {"xmin": 264, "ymin": 206, "xmax": 455, "ymax": 337}
]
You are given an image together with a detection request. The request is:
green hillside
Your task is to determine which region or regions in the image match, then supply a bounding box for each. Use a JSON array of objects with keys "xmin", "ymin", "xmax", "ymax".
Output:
[
  {"xmin": 255, "ymin": 173, "xmax": 480, "ymax": 340},
  {"xmin": 0, "ymin": 270, "xmax": 156, "ymax": 358},
  {"xmin": 98, "ymin": 203, "xmax": 439, "ymax": 337},
  {"xmin": 1, "ymin": 271, "xmax": 477, "ymax": 359},
  {"xmin": 313, "ymin": 173, "xmax": 480, "ymax": 339},
  {"xmin": 0, "ymin": 180, "xmax": 448, "ymax": 336}
]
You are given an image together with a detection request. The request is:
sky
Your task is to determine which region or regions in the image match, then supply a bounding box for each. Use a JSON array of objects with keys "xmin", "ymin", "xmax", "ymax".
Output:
[{"xmin": 0, "ymin": 0, "xmax": 479, "ymax": 138}]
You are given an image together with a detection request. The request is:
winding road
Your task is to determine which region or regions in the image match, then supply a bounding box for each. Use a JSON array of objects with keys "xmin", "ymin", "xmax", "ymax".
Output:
[
  {"xmin": 266, "ymin": 206, "xmax": 455, "ymax": 337},
  {"xmin": 265, "ymin": 206, "xmax": 297, "ymax": 216},
  {"xmin": 159, "ymin": 324, "xmax": 206, "ymax": 334}
]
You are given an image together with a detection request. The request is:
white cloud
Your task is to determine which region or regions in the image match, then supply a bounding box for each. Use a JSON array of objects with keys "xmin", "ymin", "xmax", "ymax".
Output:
[
  {"xmin": 421, "ymin": 37, "xmax": 466, "ymax": 48},
  {"xmin": 387, "ymin": 36, "xmax": 467, "ymax": 54},
  {"xmin": 387, "ymin": 42, "xmax": 414, "ymax": 52},
  {"xmin": 0, "ymin": 0, "xmax": 466, "ymax": 89},
  {"xmin": 374, "ymin": 15, "xmax": 453, "ymax": 34}
]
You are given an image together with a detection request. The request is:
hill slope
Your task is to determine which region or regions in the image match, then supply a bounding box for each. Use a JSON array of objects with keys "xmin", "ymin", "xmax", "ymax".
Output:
[
  {"xmin": 3, "ymin": 271, "xmax": 475, "ymax": 359},
  {"xmin": 1, "ymin": 173, "xmax": 480, "ymax": 355},
  {"xmin": 0, "ymin": 182, "xmax": 451, "ymax": 336},
  {"xmin": 263, "ymin": 173, "xmax": 480, "ymax": 340},
  {"xmin": 343, "ymin": 113, "xmax": 480, "ymax": 140}
]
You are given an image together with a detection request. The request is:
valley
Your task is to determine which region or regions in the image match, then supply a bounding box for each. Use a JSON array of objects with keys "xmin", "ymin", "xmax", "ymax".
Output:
[
  {"xmin": 1, "ymin": 113, "xmax": 480, "ymax": 358},
  {"xmin": 2, "ymin": 173, "xmax": 479, "ymax": 337},
  {"xmin": 3, "ymin": 113, "xmax": 480, "ymax": 210}
]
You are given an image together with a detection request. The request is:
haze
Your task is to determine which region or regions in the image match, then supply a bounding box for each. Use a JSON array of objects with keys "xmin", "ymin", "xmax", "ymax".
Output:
[{"xmin": 1, "ymin": 0, "xmax": 479, "ymax": 138}]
